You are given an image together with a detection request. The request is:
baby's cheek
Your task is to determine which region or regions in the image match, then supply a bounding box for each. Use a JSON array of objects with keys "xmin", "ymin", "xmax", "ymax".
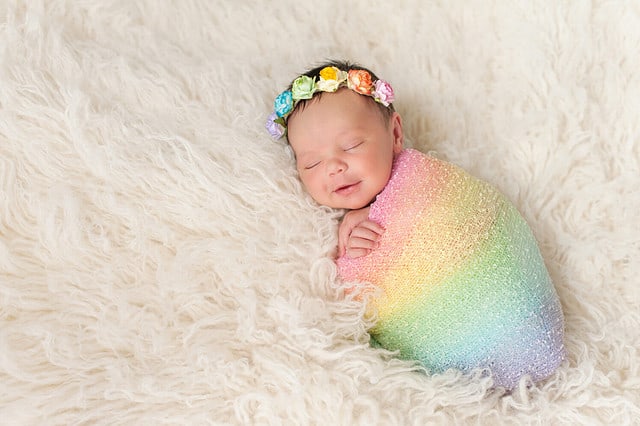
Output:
[{"xmin": 301, "ymin": 175, "xmax": 324, "ymax": 200}]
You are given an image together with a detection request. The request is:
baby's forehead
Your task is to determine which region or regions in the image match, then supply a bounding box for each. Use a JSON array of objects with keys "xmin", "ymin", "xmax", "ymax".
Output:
[
  {"xmin": 293, "ymin": 89, "xmax": 380, "ymax": 120},
  {"xmin": 294, "ymin": 88, "xmax": 361, "ymax": 112},
  {"xmin": 288, "ymin": 89, "xmax": 392, "ymax": 150}
]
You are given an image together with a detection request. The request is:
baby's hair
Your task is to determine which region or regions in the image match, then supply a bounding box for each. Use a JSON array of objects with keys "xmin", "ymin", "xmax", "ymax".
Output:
[{"xmin": 286, "ymin": 59, "xmax": 396, "ymax": 125}]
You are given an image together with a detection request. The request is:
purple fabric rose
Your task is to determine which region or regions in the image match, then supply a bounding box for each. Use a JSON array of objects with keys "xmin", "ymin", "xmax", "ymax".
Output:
[{"xmin": 265, "ymin": 112, "xmax": 285, "ymax": 139}]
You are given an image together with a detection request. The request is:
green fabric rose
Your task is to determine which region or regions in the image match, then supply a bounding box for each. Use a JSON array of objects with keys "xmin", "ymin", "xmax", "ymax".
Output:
[{"xmin": 291, "ymin": 76, "xmax": 316, "ymax": 100}]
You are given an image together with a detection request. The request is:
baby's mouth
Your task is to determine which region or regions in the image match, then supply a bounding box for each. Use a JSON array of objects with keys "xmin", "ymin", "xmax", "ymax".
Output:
[{"xmin": 334, "ymin": 182, "xmax": 361, "ymax": 195}]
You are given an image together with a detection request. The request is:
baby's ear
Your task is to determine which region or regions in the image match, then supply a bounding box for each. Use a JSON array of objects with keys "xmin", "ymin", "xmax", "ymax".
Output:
[{"xmin": 390, "ymin": 112, "xmax": 404, "ymax": 153}]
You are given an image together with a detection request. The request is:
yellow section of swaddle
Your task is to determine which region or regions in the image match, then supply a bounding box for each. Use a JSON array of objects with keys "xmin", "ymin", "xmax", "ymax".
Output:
[{"xmin": 370, "ymin": 163, "xmax": 500, "ymax": 321}]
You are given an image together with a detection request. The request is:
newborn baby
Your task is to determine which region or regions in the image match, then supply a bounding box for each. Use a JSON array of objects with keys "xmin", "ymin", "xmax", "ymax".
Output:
[{"xmin": 265, "ymin": 60, "xmax": 565, "ymax": 389}]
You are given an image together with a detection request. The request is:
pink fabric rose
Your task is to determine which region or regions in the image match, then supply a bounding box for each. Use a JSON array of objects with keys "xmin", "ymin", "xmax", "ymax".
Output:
[{"xmin": 373, "ymin": 79, "xmax": 395, "ymax": 106}]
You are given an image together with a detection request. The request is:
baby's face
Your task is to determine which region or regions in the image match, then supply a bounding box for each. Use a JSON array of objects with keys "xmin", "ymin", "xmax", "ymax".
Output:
[{"xmin": 287, "ymin": 88, "xmax": 403, "ymax": 209}]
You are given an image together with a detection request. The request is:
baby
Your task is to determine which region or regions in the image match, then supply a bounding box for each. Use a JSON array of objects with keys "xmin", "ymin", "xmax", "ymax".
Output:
[{"xmin": 266, "ymin": 60, "xmax": 565, "ymax": 389}]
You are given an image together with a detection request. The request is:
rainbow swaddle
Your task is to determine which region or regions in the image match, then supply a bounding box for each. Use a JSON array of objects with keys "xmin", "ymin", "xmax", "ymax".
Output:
[{"xmin": 337, "ymin": 149, "xmax": 565, "ymax": 389}]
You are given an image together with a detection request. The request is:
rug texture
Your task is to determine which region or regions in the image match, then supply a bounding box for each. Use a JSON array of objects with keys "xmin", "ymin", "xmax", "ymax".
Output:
[{"xmin": 1, "ymin": 1, "xmax": 639, "ymax": 424}]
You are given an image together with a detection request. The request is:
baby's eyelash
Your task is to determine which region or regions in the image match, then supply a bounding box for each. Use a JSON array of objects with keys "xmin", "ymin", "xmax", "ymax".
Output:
[
  {"xmin": 346, "ymin": 141, "xmax": 364, "ymax": 150},
  {"xmin": 305, "ymin": 161, "xmax": 320, "ymax": 170}
]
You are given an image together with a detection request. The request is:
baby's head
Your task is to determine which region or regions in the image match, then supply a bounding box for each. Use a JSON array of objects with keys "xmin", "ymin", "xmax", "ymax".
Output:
[{"xmin": 266, "ymin": 60, "xmax": 404, "ymax": 210}]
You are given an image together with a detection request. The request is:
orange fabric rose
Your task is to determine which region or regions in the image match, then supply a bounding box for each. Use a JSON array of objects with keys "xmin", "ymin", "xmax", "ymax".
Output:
[{"xmin": 347, "ymin": 69, "xmax": 374, "ymax": 95}]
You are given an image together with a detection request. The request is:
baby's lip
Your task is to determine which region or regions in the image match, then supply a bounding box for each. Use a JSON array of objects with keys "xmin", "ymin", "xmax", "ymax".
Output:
[{"xmin": 334, "ymin": 181, "xmax": 361, "ymax": 195}]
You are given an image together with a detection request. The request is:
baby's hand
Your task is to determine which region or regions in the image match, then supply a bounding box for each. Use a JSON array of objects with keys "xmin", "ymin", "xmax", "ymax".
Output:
[{"xmin": 338, "ymin": 207, "xmax": 384, "ymax": 259}]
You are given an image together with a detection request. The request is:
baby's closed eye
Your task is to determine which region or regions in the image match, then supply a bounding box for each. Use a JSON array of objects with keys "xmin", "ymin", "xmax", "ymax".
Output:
[{"xmin": 345, "ymin": 141, "xmax": 364, "ymax": 151}]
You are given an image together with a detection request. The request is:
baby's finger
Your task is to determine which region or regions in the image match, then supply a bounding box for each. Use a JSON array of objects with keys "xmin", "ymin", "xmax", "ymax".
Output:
[
  {"xmin": 338, "ymin": 222, "xmax": 356, "ymax": 246},
  {"xmin": 337, "ymin": 235, "xmax": 347, "ymax": 257},
  {"xmin": 346, "ymin": 247, "xmax": 371, "ymax": 259},
  {"xmin": 348, "ymin": 235, "xmax": 380, "ymax": 251},
  {"xmin": 349, "ymin": 226, "xmax": 382, "ymax": 244},
  {"xmin": 358, "ymin": 220, "xmax": 385, "ymax": 236}
]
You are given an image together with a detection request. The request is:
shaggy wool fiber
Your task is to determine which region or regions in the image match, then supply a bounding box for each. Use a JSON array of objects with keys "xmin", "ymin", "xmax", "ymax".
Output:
[{"xmin": 1, "ymin": 1, "xmax": 639, "ymax": 424}]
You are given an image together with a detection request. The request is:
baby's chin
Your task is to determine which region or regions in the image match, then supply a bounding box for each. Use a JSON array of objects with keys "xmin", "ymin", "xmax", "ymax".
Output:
[
  {"xmin": 329, "ymin": 197, "xmax": 376, "ymax": 210},
  {"xmin": 314, "ymin": 185, "xmax": 380, "ymax": 209}
]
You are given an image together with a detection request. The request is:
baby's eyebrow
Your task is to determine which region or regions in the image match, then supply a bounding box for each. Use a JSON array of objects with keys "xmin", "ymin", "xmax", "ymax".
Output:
[{"xmin": 294, "ymin": 149, "xmax": 317, "ymax": 161}]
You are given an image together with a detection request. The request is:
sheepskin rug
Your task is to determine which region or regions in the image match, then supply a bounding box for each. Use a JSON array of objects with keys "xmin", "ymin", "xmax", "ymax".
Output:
[{"xmin": 1, "ymin": 1, "xmax": 639, "ymax": 424}]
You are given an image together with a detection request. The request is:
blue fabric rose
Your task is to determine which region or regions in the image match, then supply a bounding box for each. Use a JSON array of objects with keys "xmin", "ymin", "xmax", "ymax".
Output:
[{"xmin": 274, "ymin": 90, "xmax": 293, "ymax": 118}]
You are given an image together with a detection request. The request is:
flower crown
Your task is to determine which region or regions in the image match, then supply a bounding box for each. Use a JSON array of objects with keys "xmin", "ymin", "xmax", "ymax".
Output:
[{"xmin": 265, "ymin": 66, "xmax": 395, "ymax": 139}]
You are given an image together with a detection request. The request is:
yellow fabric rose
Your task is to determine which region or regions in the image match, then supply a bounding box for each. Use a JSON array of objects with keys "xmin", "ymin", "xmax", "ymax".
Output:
[
  {"xmin": 317, "ymin": 67, "xmax": 348, "ymax": 92},
  {"xmin": 319, "ymin": 66, "xmax": 339, "ymax": 81}
]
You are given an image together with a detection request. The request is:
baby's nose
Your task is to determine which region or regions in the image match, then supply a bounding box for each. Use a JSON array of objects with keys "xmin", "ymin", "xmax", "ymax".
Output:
[{"xmin": 327, "ymin": 158, "xmax": 347, "ymax": 175}]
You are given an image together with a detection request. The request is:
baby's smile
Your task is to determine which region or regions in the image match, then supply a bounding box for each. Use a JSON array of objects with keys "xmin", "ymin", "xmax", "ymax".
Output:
[{"xmin": 334, "ymin": 181, "xmax": 361, "ymax": 196}]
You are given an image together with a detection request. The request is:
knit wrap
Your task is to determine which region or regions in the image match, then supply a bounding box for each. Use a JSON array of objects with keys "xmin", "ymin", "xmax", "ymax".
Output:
[{"xmin": 336, "ymin": 149, "xmax": 565, "ymax": 389}]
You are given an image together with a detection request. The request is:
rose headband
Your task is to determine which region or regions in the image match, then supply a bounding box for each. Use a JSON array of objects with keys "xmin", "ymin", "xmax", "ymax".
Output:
[{"xmin": 265, "ymin": 66, "xmax": 395, "ymax": 139}]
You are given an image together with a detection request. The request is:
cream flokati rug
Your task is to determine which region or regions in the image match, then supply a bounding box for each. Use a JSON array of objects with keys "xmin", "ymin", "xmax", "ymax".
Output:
[{"xmin": 1, "ymin": 1, "xmax": 639, "ymax": 424}]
